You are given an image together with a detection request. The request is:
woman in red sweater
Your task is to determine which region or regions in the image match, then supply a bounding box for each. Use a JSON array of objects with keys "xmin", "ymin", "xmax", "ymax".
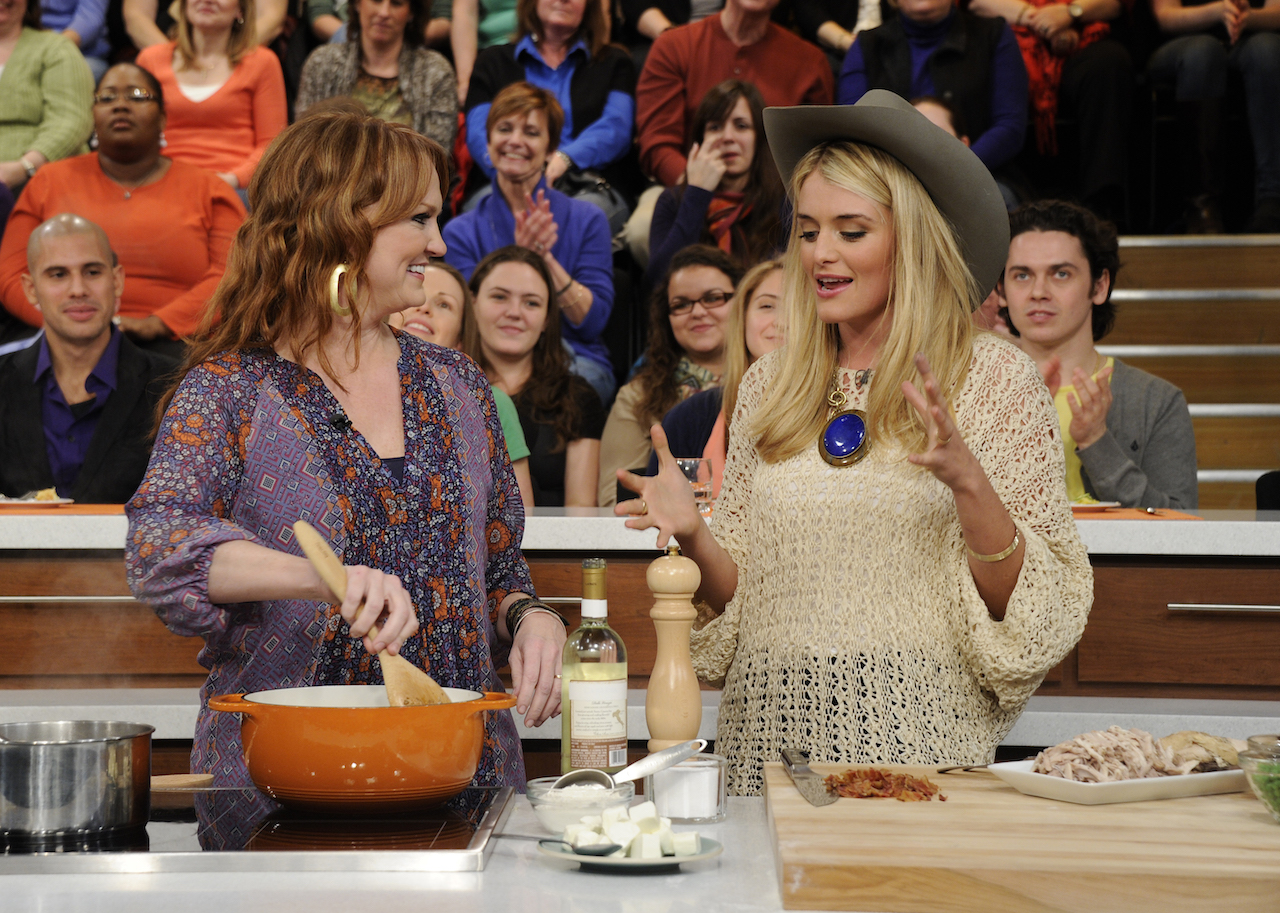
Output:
[{"xmin": 135, "ymin": 0, "xmax": 286, "ymax": 193}]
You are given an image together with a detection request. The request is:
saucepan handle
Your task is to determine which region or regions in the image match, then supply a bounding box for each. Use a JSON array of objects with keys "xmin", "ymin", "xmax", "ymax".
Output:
[{"xmin": 207, "ymin": 693, "xmax": 252, "ymax": 715}]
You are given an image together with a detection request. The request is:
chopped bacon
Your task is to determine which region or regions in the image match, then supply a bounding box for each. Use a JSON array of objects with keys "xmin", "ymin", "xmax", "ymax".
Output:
[{"xmin": 824, "ymin": 768, "xmax": 946, "ymax": 802}]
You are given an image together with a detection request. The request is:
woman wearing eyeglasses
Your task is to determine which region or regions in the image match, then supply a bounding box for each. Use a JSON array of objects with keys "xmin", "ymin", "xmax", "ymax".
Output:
[
  {"xmin": 597, "ymin": 244, "xmax": 743, "ymax": 507},
  {"xmin": 0, "ymin": 63, "xmax": 245, "ymax": 358}
]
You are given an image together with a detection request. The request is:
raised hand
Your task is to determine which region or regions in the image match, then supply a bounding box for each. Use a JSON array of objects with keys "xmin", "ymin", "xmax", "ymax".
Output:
[
  {"xmin": 614, "ymin": 425, "xmax": 704, "ymax": 548},
  {"xmin": 1038, "ymin": 354, "xmax": 1063, "ymax": 398},
  {"xmin": 685, "ymin": 139, "xmax": 728, "ymax": 192},
  {"xmin": 1066, "ymin": 364, "xmax": 1113, "ymax": 449},
  {"xmin": 902, "ymin": 353, "xmax": 980, "ymax": 491}
]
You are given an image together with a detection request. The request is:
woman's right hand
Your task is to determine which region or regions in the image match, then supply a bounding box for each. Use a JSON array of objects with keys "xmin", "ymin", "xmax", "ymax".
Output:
[
  {"xmin": 685, "ymin": 139, "xmax": 727, "ymax": 192},
  {"xmin": 614, "ymin": 425, "xmax": 704, "ymax": 548},
  {"xmin": 338, "ymin": 565, "xmax": 420, "ymax": 657}
]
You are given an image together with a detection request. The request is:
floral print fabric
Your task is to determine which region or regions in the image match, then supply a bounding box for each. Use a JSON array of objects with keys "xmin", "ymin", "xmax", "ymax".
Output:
[{"xmin": 126, "ymin": 333, "xmax": 532, "ymax": 787}]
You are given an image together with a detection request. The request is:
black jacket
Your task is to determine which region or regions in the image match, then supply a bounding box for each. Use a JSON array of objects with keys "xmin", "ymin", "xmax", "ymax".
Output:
[
  {"xmin": 0, "ymin": 335, "xmax": 177, "ymax": 503},
  {"xmin": 858, "ymin": 11, "xmax": 1006, "ymax": 145}
]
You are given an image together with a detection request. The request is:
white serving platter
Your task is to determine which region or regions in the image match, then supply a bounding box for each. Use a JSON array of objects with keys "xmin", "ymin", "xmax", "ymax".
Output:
[{"xmin": 988, "ymin": 759, "xmax": 1246, "ymax": 805}]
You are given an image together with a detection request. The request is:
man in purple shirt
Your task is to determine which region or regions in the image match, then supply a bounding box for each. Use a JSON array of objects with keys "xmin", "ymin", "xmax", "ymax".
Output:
[{"xmin": 0, "ymin": 214, "xmax": 176, "ymax": 503}]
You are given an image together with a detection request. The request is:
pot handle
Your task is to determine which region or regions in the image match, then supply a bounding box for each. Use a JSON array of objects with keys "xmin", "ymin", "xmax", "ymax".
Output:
[
  {"xmin": 470, "ymin": 691, "xmax": 518, "ymax": 712},
  {"xmin": 207, "ymin": 693, "xmax": 252, "ymax": 715}
]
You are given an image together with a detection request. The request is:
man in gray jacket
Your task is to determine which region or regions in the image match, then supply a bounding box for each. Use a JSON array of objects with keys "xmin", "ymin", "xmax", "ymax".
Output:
[{"xmin": 998, "ymin": 200, "xmax": 1198, "ymax": 509}]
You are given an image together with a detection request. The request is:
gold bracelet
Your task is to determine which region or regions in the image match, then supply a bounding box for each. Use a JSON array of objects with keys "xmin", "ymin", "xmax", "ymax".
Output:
[{"xmin": 967, "ymin": 528, "xmax": 1020, "ymax": 563}]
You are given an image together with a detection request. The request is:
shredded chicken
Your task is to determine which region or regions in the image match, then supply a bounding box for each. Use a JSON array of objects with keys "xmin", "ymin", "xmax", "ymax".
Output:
[{"xmin": 1032, "ymin": 726, "xmax": 1201, "ymax": 782}]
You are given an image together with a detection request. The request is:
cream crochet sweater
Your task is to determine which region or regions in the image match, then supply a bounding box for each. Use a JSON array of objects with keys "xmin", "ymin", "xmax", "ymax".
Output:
[{"xmin": 691, "ymin": 334, "xmax": 1093, "ymax": 796}]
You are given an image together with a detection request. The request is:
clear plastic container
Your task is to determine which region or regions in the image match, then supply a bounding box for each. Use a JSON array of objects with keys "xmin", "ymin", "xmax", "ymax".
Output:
[{"xmin": 1239, "ymin": 747, "xmax": 1280, "ymax": 824}]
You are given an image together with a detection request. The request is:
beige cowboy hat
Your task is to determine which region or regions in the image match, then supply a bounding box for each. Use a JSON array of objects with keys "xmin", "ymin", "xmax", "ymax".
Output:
[{"xmin": 764, "ymin": 90, "xmax": 1010, "ymax": 303}]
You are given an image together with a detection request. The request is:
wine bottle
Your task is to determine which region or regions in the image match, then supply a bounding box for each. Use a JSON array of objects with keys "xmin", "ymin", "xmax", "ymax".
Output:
[{"xmin": 561, "ymin": 558, "xmax": 628, "ymax": 773}]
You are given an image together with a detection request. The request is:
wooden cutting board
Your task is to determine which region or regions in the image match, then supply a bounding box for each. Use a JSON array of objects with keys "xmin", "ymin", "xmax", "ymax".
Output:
[{"xmin": 764, "ymin": 761, "xmax": 1280, "ymax": 913}]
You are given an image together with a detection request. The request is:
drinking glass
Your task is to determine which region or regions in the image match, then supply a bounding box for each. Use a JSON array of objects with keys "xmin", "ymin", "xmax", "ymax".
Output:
[{"xmin": 675, "ymin": 458, "xmax": 714, "ymax": 517}]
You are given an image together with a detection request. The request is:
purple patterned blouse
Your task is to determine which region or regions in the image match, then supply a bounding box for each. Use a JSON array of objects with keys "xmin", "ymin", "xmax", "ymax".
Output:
[{"xmin": 125, "ymin": 333, "xmax": 533, "ymax": 788}]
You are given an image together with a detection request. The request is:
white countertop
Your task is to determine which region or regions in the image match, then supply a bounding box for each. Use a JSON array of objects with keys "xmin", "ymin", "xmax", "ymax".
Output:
[
  {"xmin": 4, "ymin": 508, "xmax": 1280, "ymax": 556},
  {"xmin": 4, "ymin": 797, "xmax": 818, "ymax": 913}
]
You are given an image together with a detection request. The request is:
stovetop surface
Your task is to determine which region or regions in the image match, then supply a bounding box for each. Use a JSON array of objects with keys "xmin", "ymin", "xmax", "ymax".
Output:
[{"xmin": 0, "ymin": 787, "xmax": 514, "ymax": 874}]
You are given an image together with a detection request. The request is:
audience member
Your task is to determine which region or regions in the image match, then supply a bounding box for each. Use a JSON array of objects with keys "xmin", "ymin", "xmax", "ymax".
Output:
[
  {"xmin": 634, "ymin": 0, "xmax": 834, "ymax": 189},
  {"xmin": 297, "ymin": 0, "xmax": 458, "ymax": 150},
  {"xmin": 0, "ymin": 0, "xmax": 94, "ymax": 191},
  {"xmin": 310, "ymin": 0, "xmax": 451, "ymax": 43},
  {"xmin": 464, "ymin": 0, "xmax": 635, "ymax": 191},
  {"xmin": 618, "ymin": 0, "xmax": 723, "ymax": 65},
  {"xmin": 647, "ymin": 80, "xmax": 785, "ymax": 291},
  {"xmin": 125, "ymin": 0, "xmax": 288, "ymax": 48},
  {"xmin": 445, "ymin": 83, "xmax": 616, "ymax": 403},
  {"xmin": 913, "ymin": 95, "xmax": 1024, "ymax": 209},
  {"xmin": 795, "ymin": 0, "xmax": 888, "ymax": 74},
  {"xmin": 389, "ymin": 260, "xmax": 536, "ymax": 508},
  {"xmin": 0, "ymin": 214, "xmax": 177, "ymax": 503},
  {"xmin": 966, "ymin": 0, "xmax": 1132, "ymax": 225},
  {"xmin": 1148, "ymin": 0, "xmax": 1280, "ymax": 233},
  {"xmin": 40, "ymin": 0, "xmax": 111, "ymax": 80},
  {"xmin": 838, "ymin": 0, "xmax": 1028, "ymax": 177},
  {"xmin": 136, "ymin": 0, "xmax": 288, "ymax": 195},
  {"xmin": 998, "ymin": 200, "xmax": 1197, "ymax": 508},
  {"xmin": 464, "ymin": 246, "xmax": 605, "ymax": 506},
  {"xmin": 645, "ymin": 258, "xmax": 783, "ymax": 497},
  {"xmin": 0, "ymin": 63, "xmax": 246, "ymax": 356},
  {"xmin": 452, "ymin": 0, "xmax": 518, "ymax": 103},
  {"xmin": 598, "ymin": 244, "xmax": 741, "ymax": 507}
]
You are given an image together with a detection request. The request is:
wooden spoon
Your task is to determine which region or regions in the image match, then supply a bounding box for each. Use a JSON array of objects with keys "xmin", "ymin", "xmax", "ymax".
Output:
[{"xmin": 292, "ymin": 520, "xmax": 450, "ymax": 707}]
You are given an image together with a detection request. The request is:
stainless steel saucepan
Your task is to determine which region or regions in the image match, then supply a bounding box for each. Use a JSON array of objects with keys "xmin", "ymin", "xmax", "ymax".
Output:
[{"xmin": 0, "ymin": 720, "xmax": 153, "ymax": 835}]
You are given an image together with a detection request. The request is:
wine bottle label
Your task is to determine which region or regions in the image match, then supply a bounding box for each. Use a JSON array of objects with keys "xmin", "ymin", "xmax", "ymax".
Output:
[{"xmin": 567, "ymin": 678, "xmax": 627, "ymax": 769}]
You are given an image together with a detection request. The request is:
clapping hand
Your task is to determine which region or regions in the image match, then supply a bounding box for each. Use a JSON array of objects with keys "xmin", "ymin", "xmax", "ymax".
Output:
[
  {"xmin": 902, "ymin": 353, "xmax": 981, "ymax": 491},
  {"xmin": 513, "ymin": 190, "xmax": 559, "ymax": 258},
  {"xmin": 1038, "ymin": 356, "xmax": 1113, "ymax": 450},
  {"xmin": 685, "ymin": 138, "xmax": 728, "ymax": 192},
  {"xmin": 614, "ymin": 425, "xmax": 703, "ymax": 548}
]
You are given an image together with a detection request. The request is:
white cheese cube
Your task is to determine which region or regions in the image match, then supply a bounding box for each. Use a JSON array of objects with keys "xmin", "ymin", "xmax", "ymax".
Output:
[
  {"xmin": 578, "ymin": 814, "xmax": 602, "ymax": 828},
  {"xmin": 660, "ymin": 817, "xmax": 671, "ymax": 829},
  {"xmin": 571, "ymin": 830, "xmax": 604, "ymax": 849},
  {"xmin": 671, "ymin": 832, "xmax": 701, "ymax": 856},
  {"xmin": 630, "ymin": 832, "xmax": 662, "ymax": 859},
  {"xmin": 601, "ymin": 805, "xmax": 631, "ymax": 829},
  {"xmin": 604, "ymin": 821, "xmax": 641, "ymax": 853},
  {"xmin": 658, "ymin": 825, "xmax": 675, "ymax": 855},
  {"xmin": 630, "ymin": 801, "xmax": 662, "ymax": 834}
]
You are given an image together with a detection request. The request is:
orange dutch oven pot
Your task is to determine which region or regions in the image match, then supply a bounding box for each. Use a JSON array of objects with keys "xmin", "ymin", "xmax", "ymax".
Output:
[{"xmin": 208, "ymin": 684, "xmax": 517, "ymax": 814}]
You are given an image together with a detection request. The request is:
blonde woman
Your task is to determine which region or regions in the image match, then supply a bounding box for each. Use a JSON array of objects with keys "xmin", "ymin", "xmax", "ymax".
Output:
[
  {"xmin": 135, "ymin": 0, "xmax": 287, "ymax": 191},
  {"xmin": 646, "ymin": 258, "xmax": 784, "ymax": 498},
  {"xmin": 618, "ymin": 90, "xmax": 1092, "ymax": 796}
]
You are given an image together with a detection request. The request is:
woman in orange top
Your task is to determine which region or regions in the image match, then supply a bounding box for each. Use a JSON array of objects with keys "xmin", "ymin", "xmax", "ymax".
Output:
[
  {"xmin": 0, "ymin": 63, "xmax": 245, "ymax": 353},
  {"xmin": 135, "ymin": 0, "xmax": 286, "ymax": 192}
]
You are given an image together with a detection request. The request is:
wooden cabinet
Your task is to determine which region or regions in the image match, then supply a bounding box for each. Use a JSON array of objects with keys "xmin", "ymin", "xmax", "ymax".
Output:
[{"xmin": 5, "ymin": 550, "xmax": 1280, "ymax": 703}]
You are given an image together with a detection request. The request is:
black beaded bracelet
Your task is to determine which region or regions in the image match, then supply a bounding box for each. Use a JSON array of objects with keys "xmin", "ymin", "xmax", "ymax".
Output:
[{"xmin": 506, "ymin": 596, "xmax": 568, "ymax": 636}]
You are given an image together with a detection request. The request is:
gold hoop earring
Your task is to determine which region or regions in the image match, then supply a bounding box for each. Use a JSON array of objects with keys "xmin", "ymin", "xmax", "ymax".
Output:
[{"xmin": 329, "ymin": 264, "xmax": 351, "ymax": 317}]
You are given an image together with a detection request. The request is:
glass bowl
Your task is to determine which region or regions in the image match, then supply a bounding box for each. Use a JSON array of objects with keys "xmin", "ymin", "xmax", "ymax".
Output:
[
  {"xmin": 525, "ymin": 776, "xmax": 635, "ymax": 834},
  {"xmin": 1239, "ymin": 749, "xmax": 1280, "ymax": 824},
  {"xmin": 1247, "ymin": 734, "xmax": 1280, "ymax": 753}
]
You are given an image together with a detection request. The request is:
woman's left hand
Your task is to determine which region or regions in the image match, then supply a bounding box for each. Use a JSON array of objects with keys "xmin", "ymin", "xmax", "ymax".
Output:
[
  {"xmin": 544, "ymin": 151, "xmax": 570, "ymax": 186},
  {"xmin": 902, "ymin": 353, "xmax": 980, "ymax": 491},
  {"xmin": 508, "ymin": 611, "xmax": 565, "ymax": 727}
]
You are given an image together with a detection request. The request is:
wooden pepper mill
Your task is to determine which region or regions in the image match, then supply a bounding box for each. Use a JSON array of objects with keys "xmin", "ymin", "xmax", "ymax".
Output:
[{"xmin": 645, "ymin": 543, "xmax": 702, "ymax": 752}]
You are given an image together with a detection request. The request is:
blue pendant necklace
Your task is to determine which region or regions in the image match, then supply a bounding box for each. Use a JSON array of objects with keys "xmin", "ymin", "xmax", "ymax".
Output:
[{"xmin": 820, "ymin": 368, "xmax": 873, "ymax": 466}]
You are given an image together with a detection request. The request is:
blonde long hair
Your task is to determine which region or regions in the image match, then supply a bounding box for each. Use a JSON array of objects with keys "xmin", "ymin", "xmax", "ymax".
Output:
[
  {"xmin": 175, "ymin": 0, "xmax": 257, "ymax": 69},
  {"xmin": 753, "ymin": 142, "xmax": 977, "ymax": 463},
  {"xmin": 722, "ymin": 258, "xmax": 782, "ymax": 429}
]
